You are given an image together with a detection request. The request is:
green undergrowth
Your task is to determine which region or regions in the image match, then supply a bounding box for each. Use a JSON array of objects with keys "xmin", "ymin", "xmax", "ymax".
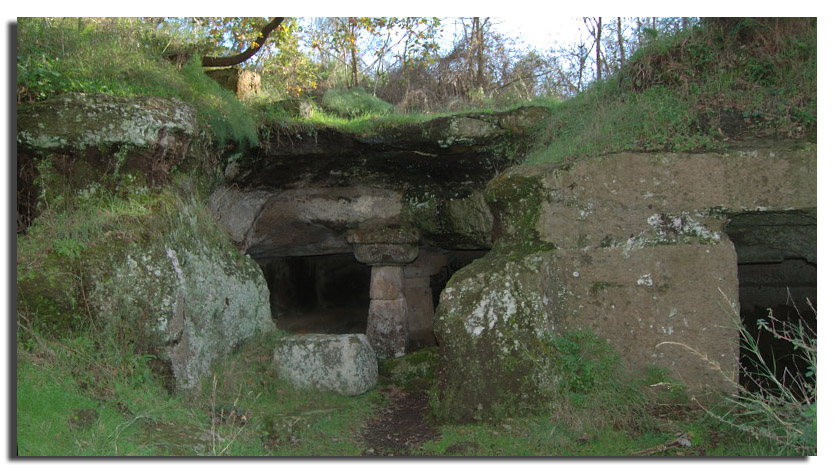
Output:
[
  {"xmin": 17, "ymin": 320, "xmax": 790, "ymax": 456},
  {"xmin": 16, "ymin": 328, "xmax": 378, "ymax": 456},
  {"xmin": 385, "ymin": 334, "xmax": 775, "ymax": 456},
  {"xmin": 17, "ymin": 18, "xmax": 258, "ymax": 149},
  {"xmin": 16, "ymin": 162, "xmax": 228, "ymax": 339},
  {"xmin": 193, "ymin": 330, "xmax": 379, "ymax": 456},
  {"xmin": 419, "ymin": 407, "xmax": 775, "ymax": 456},
  {"xmin": 526, "ymin": 18, "xmax": 816, "ymax": 164},
  {"xmin": 17, "ymin": 332, "xmax": 193, "ymax": 456}
]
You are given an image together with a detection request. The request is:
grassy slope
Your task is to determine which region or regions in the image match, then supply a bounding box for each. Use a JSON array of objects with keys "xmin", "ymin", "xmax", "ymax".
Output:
[
  {"xmin": 16, "ymin": 17, "xmax": 816, "ymax": 456},
  {"xmin": 526, "ymin": 18, "xmax": 816, "ymax": 163}
]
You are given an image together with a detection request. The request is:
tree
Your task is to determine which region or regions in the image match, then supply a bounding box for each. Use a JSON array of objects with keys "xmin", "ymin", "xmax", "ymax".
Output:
[
  {"xmin": 616, "ymin": 17, "xmax": 626, "ymax": 69},
  {"xmin": 200, "ymin": 17, "xmax": 284, "ymax": 67},
  {"xmin": 584, "ymin": 17, "xmax": 604, "ymax": 82},
  {"xmin": 307, "ymin": 17, "xmax": 442, "ymax": 90},
  {"xmin": 162, "ymin": 17, "xmax": 287, "ymax": 69}
]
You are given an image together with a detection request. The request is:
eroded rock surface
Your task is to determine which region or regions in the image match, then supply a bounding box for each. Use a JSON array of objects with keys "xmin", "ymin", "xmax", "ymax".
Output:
[
  {"xmin": 432, "ymin": 145, "xmax": 816, "ymax": 421},
  {"xmin": 212, "ymin": 106, "xmax": 547, "ymax": 255},
  {"xmin": 17, "ymin": 93, "xmax": 274, "ymax": 393}
]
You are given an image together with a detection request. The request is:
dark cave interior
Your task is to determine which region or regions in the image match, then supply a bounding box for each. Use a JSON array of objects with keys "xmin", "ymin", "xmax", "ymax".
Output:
[{"xmin": 725, "ymin": 211, "xmax": 816, "ymax": 397}]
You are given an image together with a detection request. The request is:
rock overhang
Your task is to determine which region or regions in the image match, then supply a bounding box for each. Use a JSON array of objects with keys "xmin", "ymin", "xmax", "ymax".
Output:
[{"xmin": 212, "ymin": 108, "xmax": 549, "ymax": 259}]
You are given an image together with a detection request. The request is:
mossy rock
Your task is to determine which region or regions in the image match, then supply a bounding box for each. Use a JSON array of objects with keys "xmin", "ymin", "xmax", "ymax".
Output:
[
  {"xmin": 431, "ymin": 251, "xmax": 566, "ymax": 423},
  {"xmin": 17, "ymin": 172, "xmax": 274, "ymax": 393},
  {"xmin": 379, "ymin": 346, "xmax": 440, "ymax": 391}
]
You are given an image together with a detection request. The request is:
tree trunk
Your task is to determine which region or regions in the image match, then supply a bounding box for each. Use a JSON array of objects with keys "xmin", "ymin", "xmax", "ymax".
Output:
[
  {"xmin": 476, "ymin": 18, "xmax": 485, "ymax": 89},
  {"xmin": 595, "ymin": 17, "xmax": 602, "ymax": 82},
  {"xmin": 350, "ymin": 20, "xmax": 359, "ymax": 88},
  {"xmin": 617, "ymin": 17, "xmax": 626, "ymax": 69},
  {"xmin": 201, "ymin": 17, "xmax": 284, "ymax": 68}
]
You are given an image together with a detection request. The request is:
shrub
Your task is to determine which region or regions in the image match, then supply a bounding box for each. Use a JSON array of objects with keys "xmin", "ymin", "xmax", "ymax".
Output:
[
  {"xmin": 321, "ymin": 86, "xmax": 393, "ymax": 118},
  {"xmin": 545, "ymin": 330, "xmax": 649, "ymax": 434}
]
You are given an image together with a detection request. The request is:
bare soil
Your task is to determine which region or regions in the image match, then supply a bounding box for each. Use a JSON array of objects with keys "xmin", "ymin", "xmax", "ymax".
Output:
[{"xmin": 362, "ymin": 385, "xmax": 440, "ymax": 456}]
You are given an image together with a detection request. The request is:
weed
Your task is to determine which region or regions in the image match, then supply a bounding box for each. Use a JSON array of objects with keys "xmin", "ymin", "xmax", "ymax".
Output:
[{"xmin": 657, "ymin": 289, "xmax": 816, "ymax": 456}]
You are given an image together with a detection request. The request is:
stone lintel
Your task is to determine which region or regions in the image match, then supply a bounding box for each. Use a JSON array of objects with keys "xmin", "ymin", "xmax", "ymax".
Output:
[
  {"xmin": 347, "ymin": 225, "xmax": 420, "ymax": 245},
  {"xmin": 353, "ymin": 243, "xmax": 419, "ymax": 266}
]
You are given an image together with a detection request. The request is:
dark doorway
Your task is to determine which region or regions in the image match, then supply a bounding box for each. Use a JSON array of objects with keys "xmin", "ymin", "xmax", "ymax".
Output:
[
  {"xmin": 260, "ymin": 254, "xmax": 371, "ymax": 334},
  {"xmin": 725, "ymin": 211, "xmax": 816, "ymax": 397}
]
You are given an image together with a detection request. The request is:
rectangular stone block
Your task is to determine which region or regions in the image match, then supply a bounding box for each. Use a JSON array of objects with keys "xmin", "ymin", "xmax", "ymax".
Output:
[
  {"xmin": 556, "ymin": 239, "xmax": 740, "ymax": 395},
  {"xmin": 272, "ymin": 334, "xmax": 378, "ymax": 396}
]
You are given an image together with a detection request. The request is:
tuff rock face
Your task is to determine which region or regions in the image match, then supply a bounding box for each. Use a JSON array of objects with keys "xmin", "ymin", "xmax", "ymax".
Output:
[
  {"xmin": 211, "ymin": 106, "xmax": 549, "ymax": 256},
  {"xmin": 17, "ymin": 93, "xmax": 274, "ymax": 393},
  {"xmin": 431, "ymin": 145, "xmax": 816, "ymax": 422},
  {"xmin": 17, "ymin": 93, "xmax": 200, "ymax": 229}
]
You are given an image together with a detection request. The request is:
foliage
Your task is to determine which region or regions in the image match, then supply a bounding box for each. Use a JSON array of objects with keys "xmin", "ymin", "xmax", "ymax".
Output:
[
  {"xmin": 306, "ymin": 17, "xmax": 442, "ymax": 90},
  {"xmin": 180, "ymin": 57, "xmax": 259, "ymax": 148},
  {"xmin": 321, "ymin": 86, "xmax": 393, "ymax": 118},
  {"xmin": 17, "ymin": 17, "xmax": 178, "ymax": 101},
  {"xmin": 17, "ymin": 17, "xmax": 259, "ymax": 149},
  {"xmin": 547, "ymin": 330, "xmax": 620, "ymax": 395},
  {"xmin": 719, "ymin": 295, "xmax": 817, "ymax": 455}
]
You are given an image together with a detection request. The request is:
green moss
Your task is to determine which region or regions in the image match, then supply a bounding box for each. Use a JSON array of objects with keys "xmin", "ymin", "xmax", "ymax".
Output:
[
  {"xmin": 483, "ymin": 173, "xmax": 554, "ymax": 255},
  {"xmin": 589, "ymin": 281, "xmax": 617, "ymax": 297},
  {"xmin": 380, "ymin": 347, "xmax": 440, "ymax": 391}
]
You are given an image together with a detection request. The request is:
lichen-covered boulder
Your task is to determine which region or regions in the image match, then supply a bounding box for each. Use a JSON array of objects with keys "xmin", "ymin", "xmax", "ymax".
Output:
[
  {"xmin": 432, "ymin": 252, "xmax": 565, "ymax": 422},
  {"xmin": 17, "ymin": 93, "xmax": 200, "ymax": 230},
  {"xmin": 17, "ymin": 93, "xmax": 197, "ymax": 180},
  {"xmin": 89, "ymin": 222, "xmax": 275, "ymax": 392},
  {"xmin": 272, "ymin": 334, "xmax": 378, "ymax": 396}
]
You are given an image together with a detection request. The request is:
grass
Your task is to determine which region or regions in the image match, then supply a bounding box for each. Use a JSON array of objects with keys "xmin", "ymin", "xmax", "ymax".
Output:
[
  {"xmin": 17, "ymin": 18, "xmax": 259, "ymax": 149},
  {"xmin": 16, "ymin": 328, "xmax": 378, "ymax": 456},
  {"xmin": 526, "ymin": 18, "xmax": 816, "ymax": 164},
  {"xmin": 16, "ymin": 324, "xmax": 784, "ymax": 456},
  {"xmin": 656, "ymin": 289, "xmax": 817, "ymax": 457}
]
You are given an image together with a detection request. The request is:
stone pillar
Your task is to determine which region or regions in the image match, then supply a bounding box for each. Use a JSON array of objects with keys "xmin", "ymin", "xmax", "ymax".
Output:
[
  {"xmin": 348, "ymin": 225, "xmax": 420, "ymax": 358},
  {"xmin": 404, "ymin": 249, "xmax": 448, "ymax": 349},
  {"xmin": 368, "ymin": 266, "xmax": 409, "ymax": 358}
]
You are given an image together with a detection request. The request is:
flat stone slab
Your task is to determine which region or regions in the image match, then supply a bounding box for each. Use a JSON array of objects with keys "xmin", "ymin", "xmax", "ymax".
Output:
[{"xmin": 273, "ymin": 334, "xmax": 378, "ymax": 396}]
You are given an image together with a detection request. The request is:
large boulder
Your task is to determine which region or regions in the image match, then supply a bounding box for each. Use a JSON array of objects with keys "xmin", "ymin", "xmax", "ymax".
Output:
[
  {"xmin": 432, "ymin": 252, "xmax": 564, "ymax": 422},
  {"xmin": 272, "ymin": 334, "xmax": 378, "ymax": 396},
  {"xmin": 17, "ymin": 93, "xmax": 197, "ymax": 153},
  {"xmin": 87, "ymin": 209, "xmax": 275, "ymax": 392}
]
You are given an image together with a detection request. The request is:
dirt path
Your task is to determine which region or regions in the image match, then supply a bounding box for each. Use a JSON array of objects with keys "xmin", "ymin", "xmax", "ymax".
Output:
[{"xmin": 362, "ymin": 385, "xmax": 440, "ymax": 456}]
